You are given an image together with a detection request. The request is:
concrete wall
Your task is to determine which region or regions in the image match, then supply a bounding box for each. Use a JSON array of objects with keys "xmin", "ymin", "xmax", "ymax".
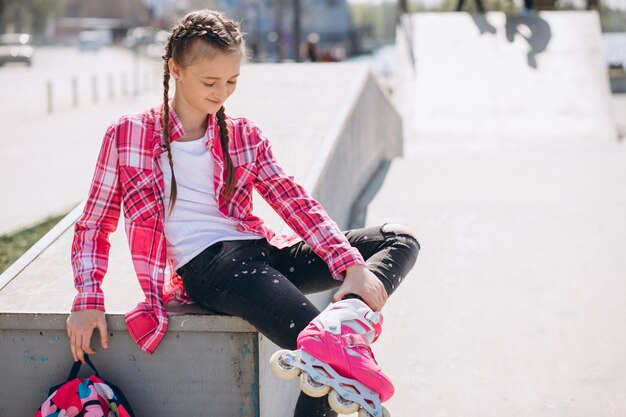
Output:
[
  {"xmin": 0, "ymin": 62, "xmax": 402, "ymax": 417},
  {"xmin": 0, "ymin": 311, "xmax": 258, "ymax": 417},
  {"xmin": 311, "ymin": 68, "xmax": 403, "ymax": 227}
]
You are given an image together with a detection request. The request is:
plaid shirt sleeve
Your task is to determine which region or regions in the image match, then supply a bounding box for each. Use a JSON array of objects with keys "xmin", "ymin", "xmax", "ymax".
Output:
[
  {"xmin": 252, "ymin": 125, "xmax": 366, "ymax": 278},
  {"xmin": 70, "ymin": 122, "xmax": 122, "ymax": 311}
]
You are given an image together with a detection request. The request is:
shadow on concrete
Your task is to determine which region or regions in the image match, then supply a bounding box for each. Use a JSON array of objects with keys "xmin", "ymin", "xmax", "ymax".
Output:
[
  {"xmin": 471, "ymin": 14, "xmax": 497, "ymax": 35},
  {"xmin": 349, "ymin": 160, "xmax": 393, "ymax": 229},
  {"xmin": 505, "ymin": 14, "xmax": 552, "ymax": 68}
]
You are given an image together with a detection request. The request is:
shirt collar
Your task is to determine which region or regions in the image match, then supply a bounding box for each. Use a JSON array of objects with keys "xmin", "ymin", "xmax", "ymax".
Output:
[
  {"xmin": 154, "ymin": 102, "xmax": 217, "ymax": 156},
  {"xmin": 165, "ymin": 104, "xmax": 185, "ymax": 143}
]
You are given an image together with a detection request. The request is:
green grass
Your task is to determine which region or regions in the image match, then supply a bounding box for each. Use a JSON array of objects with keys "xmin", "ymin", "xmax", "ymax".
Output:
[{"xmin": 0, "ymin": 213, "xmax": 68, "ymax": 274}]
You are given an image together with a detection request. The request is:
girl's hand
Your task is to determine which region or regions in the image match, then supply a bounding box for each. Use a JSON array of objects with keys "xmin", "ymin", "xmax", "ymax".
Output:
[
  {"xmin": 333, "ymin": 265, "xmax": 388, "ymax": 311},
  {"xmin": 66, "ymin": 309, "xmax": 108, "ymax": 363}
]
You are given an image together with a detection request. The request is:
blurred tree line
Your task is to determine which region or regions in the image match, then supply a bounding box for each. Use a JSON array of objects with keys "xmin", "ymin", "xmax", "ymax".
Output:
[
  {"xmin": 597, "ymin": 5, "xmax": 626, "ymax": 31},
  {"xmin": 0, "ymin": 0, "xmax": 63, "ymax": 35}
]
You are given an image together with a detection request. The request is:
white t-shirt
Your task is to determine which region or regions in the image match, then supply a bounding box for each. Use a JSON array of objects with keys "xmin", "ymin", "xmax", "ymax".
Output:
[{"xmin": 161, "ymin": 132, "xmax": 261, "ymax": 270}]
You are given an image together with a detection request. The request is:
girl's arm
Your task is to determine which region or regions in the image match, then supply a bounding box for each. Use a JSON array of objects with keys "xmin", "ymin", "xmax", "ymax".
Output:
[
  {"xmin": 252, "ymin": 124, "xmax": 365, "ymax": 278},
  {"xmin": 68, "ymin": 122, "xmax": 122, "ymax": 361},
  {"xmin": 253, "ymin": 134, "xmax": 387, "ymax": 309}
]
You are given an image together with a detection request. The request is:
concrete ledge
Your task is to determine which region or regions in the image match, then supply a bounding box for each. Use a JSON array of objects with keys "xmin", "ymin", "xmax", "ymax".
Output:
[
  {"xmin": 1, "ymin": 307, "xmax": 259, "ymax": 416},
  {"xmin": 311, "ymin": 66, "xmax": 403, "ymax": 227},
  {"xmin": 0, "ymin": 62, "xmax": 402, "ymax": 417},
  {"xmin": 0, "ymin": 309, "xmax": 255, "ymax": 333},
  {"xmin": 0, "ymin": 202, "xmax": 85, "ymax": 293},
  {"xmin": 1, "ymin": 313, "xmax": 259, "ymax": 417}
]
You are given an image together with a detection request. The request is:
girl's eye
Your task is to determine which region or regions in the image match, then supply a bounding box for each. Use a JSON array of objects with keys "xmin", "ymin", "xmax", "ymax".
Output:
[{"xmin": 203, "ymin": 81, "xmax": 236, "ymax": 87}]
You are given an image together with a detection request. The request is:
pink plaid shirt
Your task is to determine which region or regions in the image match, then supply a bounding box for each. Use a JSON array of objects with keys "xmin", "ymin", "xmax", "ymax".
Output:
[{"xmin": 71, "ymin": 103, "xmax": 365, "ymax": 354}]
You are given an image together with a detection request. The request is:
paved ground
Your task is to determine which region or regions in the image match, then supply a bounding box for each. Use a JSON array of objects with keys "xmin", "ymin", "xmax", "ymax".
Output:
[
  {"xmin": 363, "ymin": 11, "xmax": 626, "ymax": 417},
  {"xmin": 0, "ymin": 46, "xmax": 163, "ymax": 235}
]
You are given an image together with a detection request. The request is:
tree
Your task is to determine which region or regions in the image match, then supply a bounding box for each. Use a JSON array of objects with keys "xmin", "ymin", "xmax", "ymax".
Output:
[
  {"xmin": 28, "ymin": 0, "xmax": 63, "ymax": 36},
  {"xmin": 398, "ymin": 0, "xmax": 409, "ymax": 14},
  {"xmin": 586, "ymin": 0, "xmax": 599, "ymax": 10},
  {"xmin": 0, "ymin": 0, "xmax": 63, "ymax": 36}
]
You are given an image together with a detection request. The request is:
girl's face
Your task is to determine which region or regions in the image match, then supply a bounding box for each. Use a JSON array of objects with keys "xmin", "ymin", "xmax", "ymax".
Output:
[{"xmin": 169, "ymin": 44, "xmax": 242, "ymax": 116}]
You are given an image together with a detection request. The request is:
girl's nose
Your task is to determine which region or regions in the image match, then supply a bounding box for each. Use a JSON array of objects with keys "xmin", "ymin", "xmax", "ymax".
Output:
[{"xmin": 215, "ymin": 85, "xmax": 229, "ymax": 100}]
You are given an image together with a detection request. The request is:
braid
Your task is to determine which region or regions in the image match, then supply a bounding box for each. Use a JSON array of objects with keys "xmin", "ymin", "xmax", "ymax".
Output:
[
  {"xmin": 160, "ymin": 10, "xmax": 246, "ymax": 209},
  {"xmin": 162, "ymin": 40, "xmax": 178, "ymax": 214},
  {"xmin": 168, "ymin": 10, "xmax": 247, "ymax": 61},
  {"xmin": 217, "ymin": 106, "xmax": 235, "ymax": 200},
  {"xmin": 212, "ymin": 11, "xmax": 242, "ymax": 45}
]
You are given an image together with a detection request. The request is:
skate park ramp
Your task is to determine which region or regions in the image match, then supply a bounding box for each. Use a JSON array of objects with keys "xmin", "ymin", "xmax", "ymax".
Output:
[
  {"xmin": 395, "ymin": 11, "xmax": 616, "ymax": 144},
  {"xmin": 362, "ymin": 11, "xmax": 626, "ymax": 417}
]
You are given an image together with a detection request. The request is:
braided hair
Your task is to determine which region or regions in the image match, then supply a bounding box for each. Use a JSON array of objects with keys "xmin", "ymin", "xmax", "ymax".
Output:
[{"xmin": 162, "ymin": 10, "xmax": 246, "ymax": 213}]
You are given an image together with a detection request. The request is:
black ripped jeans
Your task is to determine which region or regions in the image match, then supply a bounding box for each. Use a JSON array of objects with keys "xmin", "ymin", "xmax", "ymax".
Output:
[{"xmin": 176, "ymin": 224, "xmax": 420, "ymax": 417}]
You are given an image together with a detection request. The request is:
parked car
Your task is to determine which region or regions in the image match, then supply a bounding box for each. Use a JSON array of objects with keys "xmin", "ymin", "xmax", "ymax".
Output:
[
  {"xmin": 0, "ymin": 33, "xmax": 33, "ymax": 66},
  {"xmin": 78, "ymin": 30, "xmax": 102, "ymax": 52},
  {"xmin": 124, "ymin": 26, "xmax": 156, "ymax": 50}
]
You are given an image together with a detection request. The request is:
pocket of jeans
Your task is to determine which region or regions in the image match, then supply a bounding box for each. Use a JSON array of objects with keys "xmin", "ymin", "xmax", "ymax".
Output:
[
  {"xmin": 180, "ymin": 245, "xmax": 222, "ymax": 297},
  {"xmin": 183, "ymin": 241, "xmax": 225, "ymax": 278}
]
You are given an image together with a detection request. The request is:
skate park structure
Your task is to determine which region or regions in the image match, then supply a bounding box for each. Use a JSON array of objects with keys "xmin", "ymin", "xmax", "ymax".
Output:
[
  {"xmin": 366, "ymin": 11, "xmax": 626, "ymax": 417},
  {"xmin": 1, "ymin": 9, "xmax": 625, "ymax": 417},
  {"xmin": 0, "ymin": 64, "xmax": 402, "ymax": 416}
]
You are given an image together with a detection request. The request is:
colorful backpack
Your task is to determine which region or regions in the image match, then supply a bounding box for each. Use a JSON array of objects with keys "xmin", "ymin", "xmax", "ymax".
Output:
[{"xmin": 35, "ymin": 355, "xmax": 135, "ymax": 417}]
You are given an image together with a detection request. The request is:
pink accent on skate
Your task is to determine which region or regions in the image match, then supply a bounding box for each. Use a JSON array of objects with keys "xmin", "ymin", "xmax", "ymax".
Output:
[{"xmin": 297, "ymin": 301, "xmax": 395, "ymax": 402}]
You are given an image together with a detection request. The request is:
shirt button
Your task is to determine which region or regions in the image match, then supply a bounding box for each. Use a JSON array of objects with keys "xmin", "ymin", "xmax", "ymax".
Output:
[
  {"xmin": 158, "ymin": 199, "xmax": 163, "ymax": 204},
  {"xmin": 158, "ymin": 268, "xmax": 164, "ymax": 273}
]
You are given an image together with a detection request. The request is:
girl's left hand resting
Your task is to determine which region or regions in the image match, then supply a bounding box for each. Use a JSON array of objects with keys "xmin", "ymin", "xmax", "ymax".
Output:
[
  {"xmin": 66, "ymin": 309, "xmax": 108, "ymax": 363},
  {"xmin": 333, "ymin": 265, "xmax": 388, "ymax": 312}
]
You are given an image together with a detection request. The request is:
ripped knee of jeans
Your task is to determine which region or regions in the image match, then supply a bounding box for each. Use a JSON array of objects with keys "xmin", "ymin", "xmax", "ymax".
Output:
[{"xmin": 381, "ymin": 223, "xmax": 421, "ymax": 249}]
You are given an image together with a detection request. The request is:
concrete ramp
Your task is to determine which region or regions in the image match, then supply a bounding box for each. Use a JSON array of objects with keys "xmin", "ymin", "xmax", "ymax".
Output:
[
  {"xmin": 358, "ymin": 11, "xmax": 626, "ymax": 417},
  {"xmin": 398, "ymin": 11, "xmax": 616, "ymax": 143}
]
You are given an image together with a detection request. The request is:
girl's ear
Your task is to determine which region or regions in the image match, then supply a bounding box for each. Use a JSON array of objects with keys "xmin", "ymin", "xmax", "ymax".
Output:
[{"xmin": 168, "ymin": 58, "xmax": 182, "ymax": 81}]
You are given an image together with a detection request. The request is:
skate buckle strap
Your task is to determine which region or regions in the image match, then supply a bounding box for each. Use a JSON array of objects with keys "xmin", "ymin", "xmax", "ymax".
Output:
[
  {"xmin": 342, "ymin": 333, "xmax": 370, "ymax": 348},
  {"xmin": 364, "ymin": 309, "xmax": 381, "ymax": 325}
]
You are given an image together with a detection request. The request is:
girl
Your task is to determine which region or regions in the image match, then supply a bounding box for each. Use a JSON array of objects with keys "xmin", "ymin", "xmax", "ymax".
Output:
[{"xmin": 67, "ymin": 10, "xmax": 419, "ymax": 417}]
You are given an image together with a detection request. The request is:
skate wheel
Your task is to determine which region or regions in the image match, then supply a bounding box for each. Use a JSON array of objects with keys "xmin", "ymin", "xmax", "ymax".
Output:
[
  {"xmin": 269, "ymin": 349, "xmax": 300, "ymax": 379},
  {"xmin": 358, "ymin": 406, "xmax": 391, "ymax": 417},
  {"xmin": 328, "ymin": 387, "xmax": 360, "ymax": 414},
  {"xmin": 299, "ymin": 371, "xmax": 330, "ymax": 398}
]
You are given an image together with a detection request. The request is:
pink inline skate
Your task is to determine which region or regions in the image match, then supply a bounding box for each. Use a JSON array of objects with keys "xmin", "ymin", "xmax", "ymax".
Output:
[{"xmin": 270, "ymin": 298, "xmax": 393, "ymax": 417}]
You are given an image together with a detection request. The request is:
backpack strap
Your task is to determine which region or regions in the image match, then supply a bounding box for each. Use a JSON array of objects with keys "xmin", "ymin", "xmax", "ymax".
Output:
[{"xmin": 67, "ymin": 354, "xmax": 100, "ymax": 381}]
